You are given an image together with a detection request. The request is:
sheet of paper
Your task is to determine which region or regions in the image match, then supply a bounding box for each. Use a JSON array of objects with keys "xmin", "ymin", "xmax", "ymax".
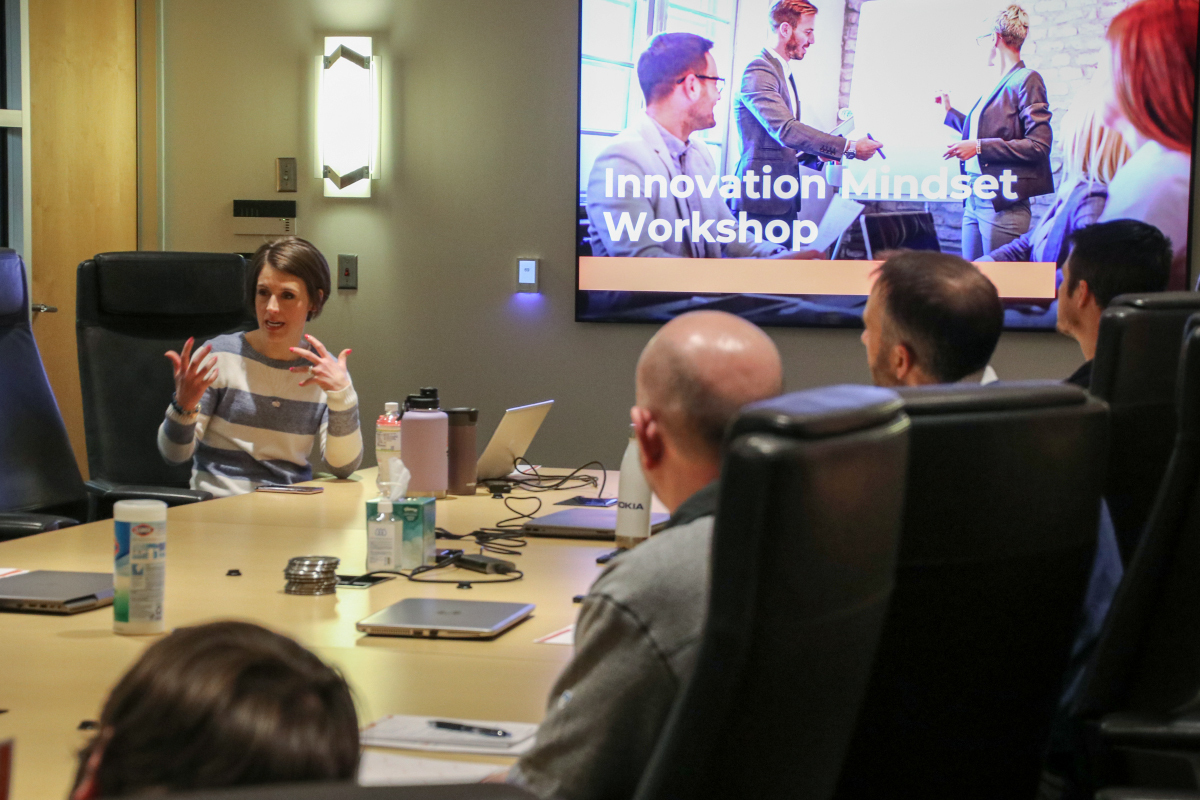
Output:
[
  {"xmin": 811, "ymin": 195, "xmax": 864, "ymax": 254},
  {"xmin": 362, "ymin": 715, "xmax": 538, "ymax": 756},
  {"xmin": 358, "ymin": 750, "xmax": 501, "ymax": 786},
  {"xmin": 0, "ymin": 569, "xmax": 27, "ymax": 580},
  {"xmin": 534, "ymin": 625, "xmax": 574, "ymax": 646}
]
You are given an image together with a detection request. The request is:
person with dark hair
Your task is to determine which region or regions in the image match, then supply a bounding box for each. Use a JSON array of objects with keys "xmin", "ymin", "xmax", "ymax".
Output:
[
  {"xmin": 1058, "ymin": 219, "xmax": 1173, "ymax": 389},
  {"xmin": 585, "ymin": 32, "xmax": 806, "ymax": 260},
  {"xmin": 732, "ymin": 0, "xmax": 883, "ymax": 246},
  {"xmin": 941, "ymin": 4, "xmax": 1054, "ymax": 261},
  {"xmin": 861, "ymin": 251, "xmax": 1003, "ymax": 386},
  {"xmin": 509, "ymin": 310, "xmax": 783, "ymax": 800},
  {"xmin": 1095, "ymin": 0, "xmax": 1197, "ymax": 287},
  {"xmin": 157, "ymin": 236, "xmax": 362, "ymax": 496},
  {"xmin": 69, "ymin": 621, "xmax": 360, "ymax": 799}
]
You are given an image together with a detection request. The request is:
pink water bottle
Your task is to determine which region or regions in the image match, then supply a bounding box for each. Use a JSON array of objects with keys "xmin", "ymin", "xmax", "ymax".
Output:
[{"xmin": 401, "ymin": 388, "xmax": 448, "ymax": 497}]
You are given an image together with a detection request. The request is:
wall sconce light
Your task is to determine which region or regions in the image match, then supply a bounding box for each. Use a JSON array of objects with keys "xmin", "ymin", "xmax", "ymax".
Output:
[{"xmin": 318, "ymin": 36, "xmax": 378, "ymax": 198}]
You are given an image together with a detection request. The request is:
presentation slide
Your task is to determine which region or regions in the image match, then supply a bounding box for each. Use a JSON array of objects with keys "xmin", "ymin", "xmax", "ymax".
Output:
[{"xmin": 575, "ymin": 0, "xmax": 1196, "ymax": 329}]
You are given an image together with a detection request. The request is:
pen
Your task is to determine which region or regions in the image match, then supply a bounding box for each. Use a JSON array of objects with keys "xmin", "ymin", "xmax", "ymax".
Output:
[
  {"xmin": 429, "ymin": 720, "xmax": 512, "ymax": 738},
  {"xmin": 867, "ymin": 133, "xmax": 886, "ymax": 159}
]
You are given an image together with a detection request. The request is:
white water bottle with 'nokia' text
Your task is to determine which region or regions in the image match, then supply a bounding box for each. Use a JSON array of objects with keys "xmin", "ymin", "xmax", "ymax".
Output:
[{"xmin": 615, "ymin": 425, "xmax": 652, "ymax": 550}]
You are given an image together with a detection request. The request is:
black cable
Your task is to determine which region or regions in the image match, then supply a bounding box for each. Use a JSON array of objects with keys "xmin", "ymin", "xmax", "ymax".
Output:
[
  {"xmin": 348, "ymin": 556, "xmax": 524, "ymax": 587},
  {"xmin": 507, "ymin": 458, "xmax": 608, "ymax": 497}
]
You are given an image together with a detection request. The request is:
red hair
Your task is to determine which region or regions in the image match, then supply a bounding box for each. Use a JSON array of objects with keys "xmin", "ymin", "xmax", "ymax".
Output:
[{"xmin": 1107, "ymin": 0, "xmax": 1198, "ymax": 153}]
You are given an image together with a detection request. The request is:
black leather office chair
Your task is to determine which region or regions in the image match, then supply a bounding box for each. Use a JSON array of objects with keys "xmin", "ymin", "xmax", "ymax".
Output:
[
  {"xmin": 832, "ymin": 382, "xmax": 1109, "ymax": 800},
  {"xmin": 0, "ymin": 249, "xmax": 85, "ymax": 538},
  {"xmin": 1091, "ymin": 292, "xmax": 1200, "ymax": 562},
  {"xmin": 168, "ymin": 783, "xmax": 536, "ymax": 799},
  {"xmin": 1065, "ymin": 319, "xmax": 1200, "ymax": 795},
  {"xmin": 635, "ymin": 385, "xmax": 909, "ymax": 800},
  {"xmin": 76, "ymin": 252, "xmax": 255, "ymax": 519}
]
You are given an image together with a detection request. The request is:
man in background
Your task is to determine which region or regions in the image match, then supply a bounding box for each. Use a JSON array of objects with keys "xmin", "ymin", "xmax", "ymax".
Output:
[
  {"xmin": 586, "ymin": 33, "xmax": 797, "ymax": 259},
  {"xmin": 1057, "ymin": 219, "xmax": 1172, "ymax": 390},
  {"xmin": 510, "ymin": 310, "xmax": 783, "ymax": 800},
  {"xmin": 734, "ymin": 0, "xmax": 883, "ymax": 244},
  {"xmin": 860, "ymin": 251, "xmax": 1003, "ymax": 386}
]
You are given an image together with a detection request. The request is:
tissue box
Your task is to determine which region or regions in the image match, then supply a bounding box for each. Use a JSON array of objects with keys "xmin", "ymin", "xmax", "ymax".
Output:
[{"xmin": 365, "ymin": 498, "xmax": 436, "ymax": 570}]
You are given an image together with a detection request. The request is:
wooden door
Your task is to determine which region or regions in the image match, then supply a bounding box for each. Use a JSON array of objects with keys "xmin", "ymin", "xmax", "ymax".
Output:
[{"xmin": 29, "ymin": 0, "xmax": 138, "ymax": 477}]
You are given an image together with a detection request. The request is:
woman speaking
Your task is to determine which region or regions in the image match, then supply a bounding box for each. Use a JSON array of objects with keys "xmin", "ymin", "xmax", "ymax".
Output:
[{"xmin": 157, "ymin": 237, "xmax": 362, "ymax": 497}]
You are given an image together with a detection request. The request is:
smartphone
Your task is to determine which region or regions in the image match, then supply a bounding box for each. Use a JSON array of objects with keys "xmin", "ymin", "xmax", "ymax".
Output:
[
  {"xmin": 255, "ymin": 485, "xmax": 324, "ymax": 494},
  {"xmin": 556, "ymin": 496, "xmax": 617, "ymax": 507}
]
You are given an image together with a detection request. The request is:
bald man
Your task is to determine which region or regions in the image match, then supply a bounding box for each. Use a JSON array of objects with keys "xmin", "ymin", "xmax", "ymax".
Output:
[{"xmin": 509, "ymin": 311, "xmax": 783, "ymax": 800}]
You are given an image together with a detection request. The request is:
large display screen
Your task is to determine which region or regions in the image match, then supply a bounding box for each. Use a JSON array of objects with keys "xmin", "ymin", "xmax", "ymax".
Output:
[{"xmin": 575, "ymin": 0, "xmax": 1197, "ymax": 328}]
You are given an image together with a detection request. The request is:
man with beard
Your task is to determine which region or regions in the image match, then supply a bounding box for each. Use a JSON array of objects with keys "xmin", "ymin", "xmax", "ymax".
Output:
[
  {"xmin": 585, "ymin": 32, "xmax": 802, "ymax": 259},
  {"xmin": 733, "ymin": 0, "xmax": 884, "ymax": 246},
  {"xmin": 860, "ymin": 251, "xmax": 1002, "ymax": 386}
]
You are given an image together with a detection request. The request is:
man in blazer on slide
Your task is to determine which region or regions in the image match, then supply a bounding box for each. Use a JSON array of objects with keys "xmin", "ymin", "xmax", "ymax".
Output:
[{"xmin": 733, "ymin": 0, "xmax": 883, "ymax": 246}]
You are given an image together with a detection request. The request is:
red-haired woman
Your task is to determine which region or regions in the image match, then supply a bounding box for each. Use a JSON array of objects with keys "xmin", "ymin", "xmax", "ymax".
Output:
[{"xmin": 1096, "ymin": 0, "xmax": 1198, "ymax": 288}]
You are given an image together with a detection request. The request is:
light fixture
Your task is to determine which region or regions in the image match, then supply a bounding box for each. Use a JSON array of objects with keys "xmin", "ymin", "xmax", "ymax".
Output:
[{"xmin": 318, "ymin": 36, "xmax": 378, "ymax": 198}]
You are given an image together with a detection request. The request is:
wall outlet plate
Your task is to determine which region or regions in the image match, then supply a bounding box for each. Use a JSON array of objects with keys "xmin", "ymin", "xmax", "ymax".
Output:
[
  {"xmin": 276, "ymin": 157, "xmax": 298, "ymax": 192},
  {"xmin": 517, "ymin": 258, "xmax": 539, "ymax": 293},
  {"xmin": 337, "ymin": 254, "xmax": 358, "ymax": 290}
]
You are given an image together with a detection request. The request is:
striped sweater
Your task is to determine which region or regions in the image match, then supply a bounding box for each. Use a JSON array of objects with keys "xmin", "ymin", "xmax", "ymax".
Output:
[{"xmin": 157, "ymin": 332, "xmax": 363, "ymax": 498}]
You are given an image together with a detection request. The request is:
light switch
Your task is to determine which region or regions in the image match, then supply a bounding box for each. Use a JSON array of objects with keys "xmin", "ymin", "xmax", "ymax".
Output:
[
  {"xmin": 276, "ymin": 158, "xmax": 298, "ymax": 192},
  {"xmin": 337, "ymin": 254, "xmax": 358, "ymax": 290},
  {"xmin": 517, "ymin": 258, "xmax": 539, "ymax": 293}
]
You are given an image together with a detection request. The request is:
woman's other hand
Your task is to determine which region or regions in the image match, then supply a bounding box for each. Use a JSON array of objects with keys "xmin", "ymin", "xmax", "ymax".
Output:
[
  {"xmin": 290, "ymin": 333, "xmax": 351, "ymax": 392},
  {"xmin": 165, "ymin": 337, "xmax": 217, "ymax": 411}
]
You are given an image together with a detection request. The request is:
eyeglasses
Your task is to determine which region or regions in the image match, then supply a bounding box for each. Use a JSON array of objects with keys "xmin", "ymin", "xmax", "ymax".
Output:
[
  {"xmin": 976, "ymin": 33, "xmax": 995, "ymax": 46},
  {"xmin": 677, "ymin": 74, "xmax": 726, "ymax": 90}
]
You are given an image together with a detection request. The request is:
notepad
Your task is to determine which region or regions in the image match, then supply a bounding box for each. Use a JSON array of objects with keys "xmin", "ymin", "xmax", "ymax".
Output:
[
  {"xmin": 362, "ymin": 715, "xmax": 538, "ymax": 756},
  {"xmin": 358, "ymin": 751, "xmax": 501, "ymax": 785}
]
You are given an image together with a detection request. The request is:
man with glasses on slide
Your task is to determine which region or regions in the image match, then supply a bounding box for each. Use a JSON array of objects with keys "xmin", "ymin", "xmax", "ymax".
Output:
[{"xmin": 585, "ymin": 32, "xmax": 807, "ymax": 260}]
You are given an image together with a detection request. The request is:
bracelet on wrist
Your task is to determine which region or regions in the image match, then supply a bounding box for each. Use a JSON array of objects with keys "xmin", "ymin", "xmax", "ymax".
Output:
[{"xmin": 170, "ymin": 393, "xmax": 199, "ymax": 416}]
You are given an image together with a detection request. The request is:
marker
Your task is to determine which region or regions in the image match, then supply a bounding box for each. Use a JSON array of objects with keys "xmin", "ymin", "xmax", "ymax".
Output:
[
  {"xmin": 867, "ymin": 133, "xmax": 886, "ymax": 159},
  {"xmin": 429, "ymin": 720, "xmax": 512, "ymax": 738}
]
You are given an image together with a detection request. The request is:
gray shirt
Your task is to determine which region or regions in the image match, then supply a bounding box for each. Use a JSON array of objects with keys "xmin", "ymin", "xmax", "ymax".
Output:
[{"xmin": 510, "ymin": 484, "xmax": 717, "ymax": 800}]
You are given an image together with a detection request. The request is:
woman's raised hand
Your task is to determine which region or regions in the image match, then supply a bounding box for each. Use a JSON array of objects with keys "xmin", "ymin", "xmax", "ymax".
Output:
[
  {"xmin": 289, "ymin": 333, "xmax": 351, "ymax": 392},
  {"xmin": 165, "ymin": 337, "xmax": 218, "ymax": 411}
]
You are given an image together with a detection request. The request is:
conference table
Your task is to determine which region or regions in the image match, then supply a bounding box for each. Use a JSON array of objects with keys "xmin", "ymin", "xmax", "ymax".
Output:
[{"xmin": 0, "ymin": 468, "xmax": 644, "ymax": 800}]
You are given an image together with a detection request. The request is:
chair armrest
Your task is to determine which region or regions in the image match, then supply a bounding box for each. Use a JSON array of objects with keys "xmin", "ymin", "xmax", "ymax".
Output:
[
  {"xmin": 1098, "ymin": 790, "xmax": 1200, "ymax": 800},
  {"xmin": 0, "ymin": 512, "xmax": 79, "ymax": 540},
  {"xmin": 85, "ymin": 479, "xmax": 212, "ymax": 507},
  {"xmin": 1100, "ymin": 713, "xmax": 1200, "ymax": 750}
]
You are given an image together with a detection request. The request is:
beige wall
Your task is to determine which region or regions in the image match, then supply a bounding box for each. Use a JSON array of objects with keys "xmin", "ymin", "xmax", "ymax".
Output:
[{"xmin": 155, "ymin": 0, "xmax": 1081, "ymax": 470}]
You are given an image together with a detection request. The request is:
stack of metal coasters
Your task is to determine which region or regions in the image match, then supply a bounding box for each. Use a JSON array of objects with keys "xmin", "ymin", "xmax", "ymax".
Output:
[{"xmin": 284, "ymin": 555, "xmax": 340, "ymax": 595}]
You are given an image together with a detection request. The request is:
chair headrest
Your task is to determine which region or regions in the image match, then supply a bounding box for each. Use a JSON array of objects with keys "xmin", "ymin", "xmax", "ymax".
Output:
[
  {"xmin": 895, "ymin": 381, "xmax": 1087, "ymax": 416},
  {"xmin": 1177, "ymin": 324, "xmax": 1200, "ymax": 438},
  {"xmin": 92, "ymin": 252, "xmax": 246, "ymax": 316},
  {"xmin": 1108, "ymin": 292, "xmax": 1200, "ymax": 312},
  {"xmin": 0, "ymin": 249, "xmax": 26, "ymax": 320},
  {"xmin": 730, "ymin": 385, "xmax": 904, "ymax": 442}
]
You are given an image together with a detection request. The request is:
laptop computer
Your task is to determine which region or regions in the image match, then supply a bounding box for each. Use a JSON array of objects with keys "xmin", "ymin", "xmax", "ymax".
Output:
[
  {"xmin": 476, "ymin": 400, "xmax": 554, "ymax": 481},
  {"xmin": 0, "ymin": 571, "xmax": 114, "ymax": 615},
  {"xmin": 356, "ymin": 598, "xmax": 535, "ymax": 639},
  {"xmin": 522, "ymin": 507, "xmax": 671, "ymax": 540}
]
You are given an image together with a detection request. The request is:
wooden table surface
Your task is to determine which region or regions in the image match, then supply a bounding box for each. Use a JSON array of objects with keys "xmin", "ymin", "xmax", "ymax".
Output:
[{"xmin": 0, "ymin": 469, "xmax": 634, "ymax": 800}]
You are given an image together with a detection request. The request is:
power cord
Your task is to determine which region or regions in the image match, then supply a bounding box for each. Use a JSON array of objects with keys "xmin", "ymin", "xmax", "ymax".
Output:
[
  {"xmin": 347, "ymin": 551, "xmax": 524, "ymax": 589},
  {"xmin": 505, "ymin": 459, "xmax": 607, "ymax": 497}
]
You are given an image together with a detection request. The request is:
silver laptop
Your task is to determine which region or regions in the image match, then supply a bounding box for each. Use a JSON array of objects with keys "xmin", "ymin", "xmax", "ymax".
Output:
[
  {"xmin": 0, "ymin": 571, "xmax": 114, "ymax": 615},
  {"xmin": 522, "ymin": 507, "xmax": 671, "ymax": 540},
  {"xmin": 476, "ymin": 400, "xmax": 554, "ymax": 481},
  {"xmin": 356, "ymin": 598, "xmax": 535, "ymax": 639}
]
